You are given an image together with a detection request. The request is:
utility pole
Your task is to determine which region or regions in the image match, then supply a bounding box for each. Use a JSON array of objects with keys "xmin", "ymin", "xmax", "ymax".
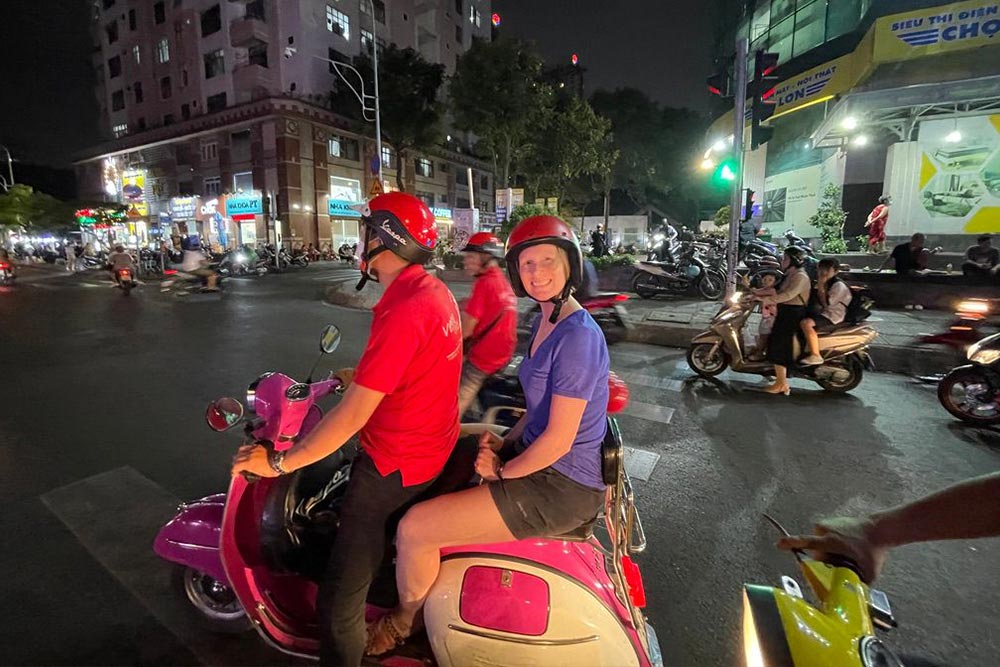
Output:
[{"xmin": 726, "ymin": 38, "xmax": 748, "ymax": 300}]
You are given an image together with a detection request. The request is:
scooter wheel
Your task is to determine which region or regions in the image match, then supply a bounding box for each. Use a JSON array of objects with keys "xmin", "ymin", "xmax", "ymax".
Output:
[
  {"xmin": 687, "ymin": 343, "xmax": 728, "ymax": 377},
  {"xmin": 171, "ymin": 565, "xmax": 250, "ymax": 634},
  {"xmin": 937, "ymin": 367, "xmax": 1000, "ymax": 424},
  {"xmin": 632, "ymin": 272, "xmax": 658, "ymax": 299},
  {"xmin": 815, "ymin": 355, "xmax": 864, "ymax": 393}
]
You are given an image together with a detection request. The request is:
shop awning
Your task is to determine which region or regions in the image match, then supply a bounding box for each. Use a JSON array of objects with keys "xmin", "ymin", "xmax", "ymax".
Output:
[{"xmin": 810, "ymin": 74, "xmax": 1000, "ymax": 146}]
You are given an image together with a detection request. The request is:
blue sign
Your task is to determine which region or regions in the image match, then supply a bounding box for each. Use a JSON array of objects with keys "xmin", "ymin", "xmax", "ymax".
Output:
[
  {"xmin": 225, "ymin": 196, "xmax": 263, "ymax": 216},
  {"xmin": 329, "ymin": 199, "xmax": 362, "ymax": 218},
  {"xmin": 432, "ymin": 207, "xmax": 453, "ymax": 220}
]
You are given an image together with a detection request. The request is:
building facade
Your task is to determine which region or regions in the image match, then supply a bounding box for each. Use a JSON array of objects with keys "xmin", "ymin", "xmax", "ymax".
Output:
[
  {"xmin": 77, "ymin": 0, "xmax": 493, "ymax": 249},
  {"xmin": 709, "ymin": 0, "xmax": 1000, "ymax": 247}
]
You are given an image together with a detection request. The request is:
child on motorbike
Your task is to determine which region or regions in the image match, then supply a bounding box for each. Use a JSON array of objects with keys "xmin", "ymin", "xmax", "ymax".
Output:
[
  {"xmin": 366, "ymin": 216, "xmax": 611, "ymax": 656},
  {"xmin": 741, "ymin": 271, "xmax": 778, "ymax": 360}
]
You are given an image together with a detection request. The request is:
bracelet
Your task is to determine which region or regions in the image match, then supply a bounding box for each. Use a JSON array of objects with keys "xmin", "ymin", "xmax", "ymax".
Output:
[{"xmin": 496, "ymin": 462, "xmax": 505, "ymax": 481}]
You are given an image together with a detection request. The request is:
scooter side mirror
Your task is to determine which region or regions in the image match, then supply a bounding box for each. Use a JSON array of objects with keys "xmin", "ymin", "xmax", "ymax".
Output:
[
  {"xmin": 320, "ymin": 325, "xmax": 341, "ymax": 354},
  {"xmin": 206, "ymin": 397, "xmax": 245, "ymax": 432}
]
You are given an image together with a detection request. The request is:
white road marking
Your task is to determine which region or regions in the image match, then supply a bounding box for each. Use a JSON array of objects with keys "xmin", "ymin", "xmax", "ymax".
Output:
[{"xmin": 621, "ymin": 400, "xmax": 675, "ymax": 424}]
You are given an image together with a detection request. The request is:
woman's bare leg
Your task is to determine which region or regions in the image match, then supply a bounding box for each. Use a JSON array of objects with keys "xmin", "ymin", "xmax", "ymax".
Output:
[{"xmin": 801, "ymin": 319, "xmax": 820, "ymax": 357}]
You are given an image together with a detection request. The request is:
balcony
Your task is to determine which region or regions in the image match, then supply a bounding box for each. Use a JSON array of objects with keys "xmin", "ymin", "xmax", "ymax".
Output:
[
  {"xmin": 233, "ymin": 62, "xmax": 277, "ymax": 98},
  {"xmin": 230, "ymin": 16, "xmax": 268, "ymax": 47}
]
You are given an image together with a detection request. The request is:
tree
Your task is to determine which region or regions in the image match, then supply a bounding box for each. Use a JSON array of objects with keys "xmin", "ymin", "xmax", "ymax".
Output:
[
  {"xmin": 500, "ymin": 202, "xmax": 552, "ymax": 240},
  {"xmin": 0, "ymin": 184, "xmax": 73, "ymax": 233},
  {"xmin": 450, "ymin": 38, "xmax": 550, "ymax": 188},
  {"xmin": 337, "ymin": 46, "xmax": 445, "ymax": 192},
  {"xmin": 807, "ymin": 184, "xmax": 849, "ymax": 253}
]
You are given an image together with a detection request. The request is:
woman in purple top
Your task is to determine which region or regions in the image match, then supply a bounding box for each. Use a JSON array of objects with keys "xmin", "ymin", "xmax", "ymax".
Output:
[{"xmin": 367, "ymin": 215, "xmax": 610, "ymax": 655}]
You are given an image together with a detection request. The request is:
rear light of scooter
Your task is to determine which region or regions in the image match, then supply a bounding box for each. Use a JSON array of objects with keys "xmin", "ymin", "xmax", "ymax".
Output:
[
  {"xmin": 622, "ymin": 555, "xmax": 647, "ymax": 608},
  {"xmin": 163, "ymin": 269, "xmax": 177, "ymax": 275},
  {"xmin": 0, "ymin": 263, "xmax": 8, "ymax": 269},
  {"xmin": 613, "ymin": 294, "xmax": 629, "ymax": 302}
]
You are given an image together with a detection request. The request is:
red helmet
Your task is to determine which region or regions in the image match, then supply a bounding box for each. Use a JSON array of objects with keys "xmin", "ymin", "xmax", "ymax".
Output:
[
  {"xmin": 504, "ymin": 215, "xmax": 582, "ymax": 299},
  {"xmin": 359, "ymin": 192, "xmax": 437, "ymax": 268},
  {"xmin": 607, "ymin": 372, "xmax": 630, "ymax": 414},
  {"xmin": 461, "ymin": 232, "xmax": 504, "ymax": 259}
]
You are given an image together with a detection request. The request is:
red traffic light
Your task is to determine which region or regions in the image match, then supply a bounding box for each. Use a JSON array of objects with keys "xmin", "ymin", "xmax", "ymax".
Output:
[
  {"xmin": 491, "ymin": 12, "xmax": 501, "ymax": 27},
  {"xmin": 571, "ymin": 53, "xmax": 579, "ymax": 66}
]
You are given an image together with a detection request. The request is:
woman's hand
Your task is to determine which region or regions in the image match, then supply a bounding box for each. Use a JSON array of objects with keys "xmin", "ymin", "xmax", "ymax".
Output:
[
  {"xmin": 232, "ymin": 444, "xmax": 279, "ymax": 478},
  {"xmin": 475, "ymin": 445, "xmax": 502, "ymax": 482},
  {"xmin": 479, "ymin": 430, "xmax": 504, "ymax": 452},
  {"xmin": 334, "ymin": 367, "xmax": 355, "ymax": 388}
]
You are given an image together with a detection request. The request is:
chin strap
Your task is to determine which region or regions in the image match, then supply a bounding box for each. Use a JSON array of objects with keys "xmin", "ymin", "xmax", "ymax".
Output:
[
  {"xmin": 546, "ymin": 284, "xmax": 574, "ymax": 324},
  {"xmin": 355, "ymin": 273, "xmax": 370, "ymax": 291}
]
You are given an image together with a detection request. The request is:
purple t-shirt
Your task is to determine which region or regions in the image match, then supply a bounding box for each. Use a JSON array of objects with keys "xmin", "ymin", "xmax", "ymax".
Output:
[{"xmin": 518, "ymin": 309, "xmax": 610, "ymax": 489}]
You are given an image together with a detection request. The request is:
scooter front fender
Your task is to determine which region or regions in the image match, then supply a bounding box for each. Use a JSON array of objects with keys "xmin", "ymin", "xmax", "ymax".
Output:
[
  {"xmin": 154, "ymin": 494, "xmax": 227, "ymax": 582},
  {"xmin": 691, "ymin": 330, "xmax": 722, "ymax": 345}
]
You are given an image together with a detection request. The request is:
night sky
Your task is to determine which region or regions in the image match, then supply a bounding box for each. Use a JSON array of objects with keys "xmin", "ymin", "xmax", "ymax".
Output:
[{"xmin": 0, "ymin": 0, "xmax": 716, "ymax": 169}]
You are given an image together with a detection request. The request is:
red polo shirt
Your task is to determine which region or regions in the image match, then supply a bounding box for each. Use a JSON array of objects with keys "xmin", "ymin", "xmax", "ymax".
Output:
[
  {"xmin": 354, "ymin": 264, "xmax": 462, "ymax": 486},
  {"xmin": 464, "ymin": 265, "xmax": 517, "ymax": 375}
]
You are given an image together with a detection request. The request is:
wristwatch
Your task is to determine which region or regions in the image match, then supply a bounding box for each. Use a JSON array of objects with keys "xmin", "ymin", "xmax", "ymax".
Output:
[
  {"xmin": 495, "ymin": 462, "xmax": 505, "ymax": 482},
  {"xmin": 268, "ymin": 450, "xmax": 289, "ymax": 476}
]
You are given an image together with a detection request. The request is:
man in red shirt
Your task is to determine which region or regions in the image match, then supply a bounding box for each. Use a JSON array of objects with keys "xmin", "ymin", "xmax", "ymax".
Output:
[
  {"xmin": 458, "ymin": 232, "xmax": 517, "ymax": 417},
  {"xmin": 232, "ymin": 192, "xmax": 462, "ymax": 666}
]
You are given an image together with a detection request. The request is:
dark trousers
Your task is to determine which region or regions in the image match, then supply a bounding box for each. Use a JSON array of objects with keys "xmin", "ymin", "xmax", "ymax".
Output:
[{"xmin": 316, "ymin": 452, "xmax": 432, "ymax": 667}]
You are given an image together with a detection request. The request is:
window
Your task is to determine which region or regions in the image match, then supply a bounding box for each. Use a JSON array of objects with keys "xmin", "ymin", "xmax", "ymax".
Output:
[
  {"xmin": 103, "ymin": 0, "xmax": 115, "ymax": 8},
  {"xmin": 201, "ymin": 142, "xmax": 218, "ymax": 161},
  {"xmin": 233, "ymin": 171, "xmax": 254, "ymax": 193},
  {"xmin": 381, "ymin": 146, "xmax": 395, "ymax": 170},
  {"xmin": 128, "ymin": 9, "xmax": 137, "ymax": 30},
  {"xmin": 111, "ymin": 89, "xmax": 125, "ymax": 110},
  {"xmin": 454, "ymin": 0, "xmax": 462, "ymax": 15},
  {"xmin": 328, "ymin": 135, "xmax": 359, "ymax": 161},
  {"xmin": 480, "ymin": 175, "xmax": 489, "ymax": 190},
  {"xmin": 827, "ymin": 0, "xmax": 864, "ymax": 40},
  {"xmin": 360, "ymin": 0, "xmax": 385, "ymax": 23},
  {"xmin": 154, "ymin": 1, "xmax": 166, "ymax": 24},
  {"xmin": 137, "ymin": 117, "xmax": 146, "ymax": 130},
  {"xmin": 792, "ymin": 0, "xmax": 826, "ymax": 57},
  {"xmin": 455, "ymin": 24, "xmax": 463, "ymax": 43},
  {"xmin": 160, "ymin": 75, "xmax": 172, "ymax": 99},
  {"xmin": 181, "ymin": 69, "xmax": 189, "ymax": 87},
  {"xmin": 439, "ymin": 162, "xmax": 450, "ymax": 173},
  {"xmin": 132, "ymin": 44, "xmax": 141, "ymax": 64},
  {"xmin": 112, "ymin": 123, "xmax": 128, "ymax": 138},
  {"xmin": 415, "ymin": 157, "xmax": 433, "ymax": 178},
  {"xmin": 248, "ymin": 43, "xmax": 268, "ymax": 67},
  {"xmin": 200, "ymin": 5, "xmax": 221, "ymax": 36},
  {"xmin": 245, "ymin": 0, "xmax": 265, "ymax": 21},
  {"xmin": 204, "ymin": 176, "xmax": 221, "ymax": 196},
  {"xmin": 164, "ymin": 113, "xmax": 175, "ymax": 125},
  {"xmin": 133, "ymin": 81, "xmax": 143, "ymax": 103},
  {"xmin": 767, "ymin": 15, "xmax": 794, "ymax": 63},
  {"xmin": 207, "ymin": 92, "xmax": 227, "ymax": 112},
  {"xmin": 204, "ymin": 50, "xmax": 225, "ymax": 79},
  {"xmin": 157, "ymin": 38, "xmax": 170, "ymax": 63},
  {"xmin": 770, "ymin": 0, "xmax": 794, "ymax": 25},
  {"xmin": 437, "ymin": 192, "xmax": 449, "ymax": 203},
  {"xmin": 470, "ymin": 6, "xmax": 481, "ymax": 26},
  {"xmin": 750, "ymin": 3, "xmax": 770, "ymax": 41},
  {"xmin": 108, "ymin": 56, "xmax": 121, "ymax": 78},
  {"xmin": 361, "ymin": 28, "xmax": 373, "ymax": 52},
  {"xmin": 105, "ymin": 20, "xmax": 118, "ymax": 44},
  {"xmin": 328, "ymin": 47, "xmax": 349, "ymax": 73},
  {"xmin": 327, "ymin": 5, "xmax": 350, "ymax": 39},
  {"xmin": 416, "ymin": 191, "xmax": 434, "ymax": 207},
  {"xmin": 181, "ymin": 103, "xmax": 190, "ymax": 120}
]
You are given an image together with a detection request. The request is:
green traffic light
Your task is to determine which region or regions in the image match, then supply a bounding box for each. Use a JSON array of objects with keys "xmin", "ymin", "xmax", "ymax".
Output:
[
  {"xmin": 712, "ymin": 159, "xmax": 737, "ymax": 184},
  {"xmin": 720, "ymin": 164, "xmax": 736, "ymax": 181}
]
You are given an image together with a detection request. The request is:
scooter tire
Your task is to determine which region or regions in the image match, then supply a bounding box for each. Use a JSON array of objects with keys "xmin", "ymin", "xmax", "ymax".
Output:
[
  {"xmin": 171, "ymin": 565, "xmax": 250, "ymax": 634},
  {"xmin": 632, "ymin": 272, "xmax": 658, "ymax": 299},
  {"xmin": 937, "ymin": 366, "xmax": 1000, "ymax": 425},
  {"xmin": 687, "ymin": 343, "xmax": 728, "ymax": 378},
  {"xmin": 815, "ymin": 354, "xmax": 864, "ymax": 393},
  {"xmin": 697, "ymin": 270, "xmax": 725, "ymax": 301}
]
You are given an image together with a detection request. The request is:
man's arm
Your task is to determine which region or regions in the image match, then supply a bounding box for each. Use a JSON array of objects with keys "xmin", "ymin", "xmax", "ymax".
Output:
[{"xmin": 461, "ymin": 312, "xmax": 478, "ymax": 339}]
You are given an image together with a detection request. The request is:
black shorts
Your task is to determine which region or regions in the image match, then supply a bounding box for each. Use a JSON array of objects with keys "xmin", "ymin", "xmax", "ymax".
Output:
[{"xmin": 488, "ymin": 442, "xmax": 604, "ymax": 540}]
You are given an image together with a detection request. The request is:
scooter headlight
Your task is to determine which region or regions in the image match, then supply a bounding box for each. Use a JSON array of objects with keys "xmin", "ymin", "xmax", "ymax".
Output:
[
  {"xmin": 969, "ymin": 346, "xmax": 1000, "ymax": 365},
  {"xmin": 235, "ymin": 252, "xmax": 246, "ymax": 262},
  {"xmin": 742, "ymin": 585, "xmax": 792, "ymax": 667},
  {"xmin": 245, "ymin": 372, "xmax": 274, "ymax": 412},
  {"xmin": 859, "ymin": 636, "xmax": 904, "ymax": 667},
  {"xmin": 730, "ymin": 291, "xmax": 743, "ymax": 305}
]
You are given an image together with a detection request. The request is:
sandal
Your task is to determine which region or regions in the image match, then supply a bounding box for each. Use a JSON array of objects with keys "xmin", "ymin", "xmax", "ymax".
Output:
[{"xmin": 365, "ymin": 612, "xmax": 410, "ymax": 656}]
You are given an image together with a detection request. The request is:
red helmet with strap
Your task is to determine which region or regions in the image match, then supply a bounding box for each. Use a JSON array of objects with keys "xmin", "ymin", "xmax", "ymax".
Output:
[
  {"xmin": 356, "ymin": 192, "xmax": 436, "ymax": 287},
  {"xmin": 504, "ymin": 215, "xmax": 582, "ymax": 299},
  {"xmin": 461, "ymin": 232, "xmax": 504, "ymax": 259}
]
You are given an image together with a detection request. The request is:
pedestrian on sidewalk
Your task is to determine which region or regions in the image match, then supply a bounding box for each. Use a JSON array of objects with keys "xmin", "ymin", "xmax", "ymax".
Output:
[
  {"xmin": 865, "ymin": 196, "xmax": 890, "ymax": 254},
  {"xmin": 961, "ymin": 235, "xmax": 999, "ymax": 282},
  {"xmin": 457, "ymin": 232, "xmax": 517, "ymax": 418},
  {"xmin": 880, "ymin": 233, "xmax": 930, "ymax": 275},
  {"xmin": 64, "ymin": 242, "xmax": 77, "ymax": 272}
]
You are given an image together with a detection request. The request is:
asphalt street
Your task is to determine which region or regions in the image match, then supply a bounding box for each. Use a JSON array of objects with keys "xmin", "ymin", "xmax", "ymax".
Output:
[{"xmin": 1, "ymin": 264, "xmax": 998, "ymax": 666}]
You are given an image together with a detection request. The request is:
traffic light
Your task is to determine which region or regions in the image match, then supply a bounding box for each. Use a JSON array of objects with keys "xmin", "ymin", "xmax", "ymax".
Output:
[
  {"xmin": 713, "ymin": 158, "xmax": 737, "ymax": 185},
  {"xmin": 751, "ymin": 51, "xmax": 779, "ymax": 150},
  {"xmin": 707, "ymin": 72, "xmax": 731, "ymax": 98}
]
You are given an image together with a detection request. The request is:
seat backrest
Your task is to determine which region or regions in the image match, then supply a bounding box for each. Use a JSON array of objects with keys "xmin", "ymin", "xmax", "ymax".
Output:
[{"xmin": 601, "ymin": 417, "xmax": 623, "ymax": 486}]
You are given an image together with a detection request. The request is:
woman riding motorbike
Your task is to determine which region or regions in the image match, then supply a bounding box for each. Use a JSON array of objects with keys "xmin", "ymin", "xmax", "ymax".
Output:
[
  {"xmin": 754, "ymin": 246, "xmax": 812, "ymax": 395},
  {"xmin": 366, "ymin": 215, "xmax": 612, "ymax": 655}
]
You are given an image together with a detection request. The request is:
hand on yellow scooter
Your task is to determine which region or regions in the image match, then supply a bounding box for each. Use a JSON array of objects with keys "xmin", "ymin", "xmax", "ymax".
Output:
[{"xmin": 777, "ymin": 516, "xmax": 888, "ymax": 584}]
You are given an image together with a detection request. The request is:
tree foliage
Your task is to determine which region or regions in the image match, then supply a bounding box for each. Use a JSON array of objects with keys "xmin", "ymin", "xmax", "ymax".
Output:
[
  {"xmin": 450, "ymin": 38, "xmax": 549, "ymax": 187},
  {"xmin": 807, "ymin": 184, "xmax": 849, "ymax": 253},
  {"xmin": 0, "ymin": 184, "xmax": 73, "ymax": 232},
  {"xmin": 500, "ymin": 203, "xmax": 555, "ymax": 241}
]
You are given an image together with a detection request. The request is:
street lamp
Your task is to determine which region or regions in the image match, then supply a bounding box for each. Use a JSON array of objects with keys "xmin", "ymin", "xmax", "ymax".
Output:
[
  {"xmin": 0, "ymin": 146, "xmax": 14, "ymax": 188},
  {"xmin": 285, "ymin": 0, "xmax": 383, "ymax": 186}
]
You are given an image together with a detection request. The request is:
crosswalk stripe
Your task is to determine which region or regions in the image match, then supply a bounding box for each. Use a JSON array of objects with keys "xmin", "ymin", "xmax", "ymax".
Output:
[
  {"xmin": 621, "ymin": 400, "xmax": 675, "ymax": 424},
  {"xmin": 616, "ymin": 370, "xmax": 685, "ymax": 392}
]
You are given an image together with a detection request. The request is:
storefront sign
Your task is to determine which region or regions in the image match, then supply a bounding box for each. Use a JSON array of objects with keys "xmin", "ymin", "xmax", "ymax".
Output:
[
  {"xmin": 880, "ymin": 1, "xmax": 1000, "ymax": 58},
  {"xmin": 432, "ymin": 207, "xmax": 453, "ymax": 220},
  {"xmin": 170, "ymin": 196, "xmax": 197, "ymax": 220},
  {"xmin": 225, "ymin": 195, "xmax": 263, "ymax": 216},
  {"xmin": 198, "ymin": 197, "xmax": 222, "ymax": 221},
  {"xmin": 328, "ymin": 199, "xmax": 362, "ymax": 218},
  {"xmin": 121, "ymin": 170, "xmax": 146, "ymax": 201}
]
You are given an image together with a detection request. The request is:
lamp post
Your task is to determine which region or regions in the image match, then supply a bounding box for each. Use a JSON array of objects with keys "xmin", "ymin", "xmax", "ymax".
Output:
[{"xmin": 0, "ymin": 146, "xmax": 14, "ymax": 188}]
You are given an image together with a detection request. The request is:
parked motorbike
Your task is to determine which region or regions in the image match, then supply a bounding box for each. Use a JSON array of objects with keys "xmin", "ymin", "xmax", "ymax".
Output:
[
  {"xmin": 115, "ymin": 267, "xmax": 137, "ymax": 295},
  {"xmin": 155, "ymin": 326, "xmax": 663, "ymax": 666},
  {"xmin": 742, "ymin": 514, "xmax": 904, "ymax": 666},
  {"xmin": 782, "ymin": 229, "xmax": 816, "ymax": 256},
  {"xmin": 633, "ymin": 244, "xmax": 726, "ymax": 301},
  {"xmin": 289, "ymin": 248, "xmax": 311, "ymax": 267},
  {"xmin": 686, "ymin": 294, "xmax": 877, "ymax": 392},
  {"xmin": 937, "ymin": 331, "xmax": 1000, "ymax": 425},
  {"xmin": 0, "ymin": 259, "xmax": 15, "ymax": 286}
]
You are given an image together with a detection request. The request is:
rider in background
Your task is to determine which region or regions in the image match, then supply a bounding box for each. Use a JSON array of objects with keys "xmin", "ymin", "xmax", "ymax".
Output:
[
  {"xmin": 799, "ymin": 258, "xmax": 852, "ymax": 366},
  {"xmin": 457, "ymin": 232, "xmax": 516, "ymax": 418},
  {"xmin": 107, "ymin": 245, "xmax": 135, "ymax": 284}
]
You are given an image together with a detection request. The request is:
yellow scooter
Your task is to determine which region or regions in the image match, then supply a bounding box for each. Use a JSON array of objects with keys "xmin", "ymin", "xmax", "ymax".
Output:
[{"xmin": 742, "ymin": 515, "xmax": 904, "ymax": 667}]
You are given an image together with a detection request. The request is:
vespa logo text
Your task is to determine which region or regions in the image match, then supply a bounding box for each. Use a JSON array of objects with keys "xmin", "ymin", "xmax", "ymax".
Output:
[{"xmin": 380, "ymin": 221, "xmax": 408, "ymax": 246}]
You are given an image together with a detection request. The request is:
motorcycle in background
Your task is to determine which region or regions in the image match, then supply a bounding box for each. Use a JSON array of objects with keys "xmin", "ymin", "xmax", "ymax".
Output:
[
  {"xmin": 937, "ymin": 331, "xmax": 1000, "ymax": 425},
  {"xmin": 633, "ymin": 244, "xmax": 726, "ymax": 301},
  {"xmin": 741, "ymin": 514, "xmax": 905, "ymax": 666},
  {"xmin": 115, "ymin": 267, "xmax": 137, "ymax": 295},
  {"xmin": 687, "ymin": 293, "xmax": 877, "ymax": 392},
  {"xmin": 155, "ymin": 326, "xmax": 663, "ymax": 667},
  {"xmin": 0, "ymin": 259, "xmax": 15, "ymax": 286}
]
